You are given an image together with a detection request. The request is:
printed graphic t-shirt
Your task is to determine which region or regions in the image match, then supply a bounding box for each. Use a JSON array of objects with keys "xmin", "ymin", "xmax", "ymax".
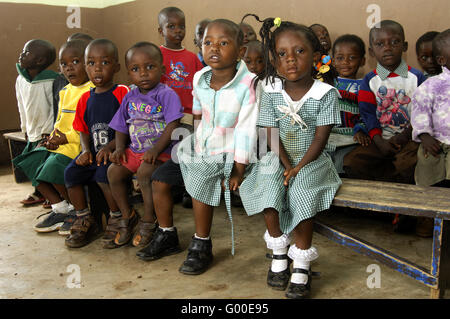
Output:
[
  {"xmin": 109, "ymin": 83, "xmax": 184, "ymax": 159},
  {"xmin": 160, "ymin": 46, "xmax": 204, "ymax": 114}
]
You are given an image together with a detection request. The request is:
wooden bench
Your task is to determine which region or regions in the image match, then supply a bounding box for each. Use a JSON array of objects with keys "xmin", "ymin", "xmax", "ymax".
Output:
[
  {"xmin": 314, "ymin": 178, "xmax": 450, "ymax": 299},
  {"xmin": 3, "ymin": 131, "xmax": 28, "ymax": 183}
]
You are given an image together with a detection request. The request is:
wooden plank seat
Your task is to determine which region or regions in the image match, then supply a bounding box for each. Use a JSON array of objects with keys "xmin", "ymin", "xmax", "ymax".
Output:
[{"xmin": 314, "ymin": 178, "xmax": 450, "ymax": 298}]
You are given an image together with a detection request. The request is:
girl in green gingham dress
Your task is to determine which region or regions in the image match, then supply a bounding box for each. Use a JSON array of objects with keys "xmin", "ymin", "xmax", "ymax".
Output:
[{"xmin": 239, "ymin": 15, "xmax": 342, "ymax": 299}]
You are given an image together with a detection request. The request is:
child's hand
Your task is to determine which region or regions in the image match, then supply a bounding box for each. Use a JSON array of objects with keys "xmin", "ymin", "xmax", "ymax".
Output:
[
  {"xmin": 110, "ymin": 148, "xmax": 127, "ymax": 165},
  {"xmin": 96, "ymin": 145, "xmax": 113, "ymax": 166},
  {"xmin": 389, "ymin": 134, "xmax": 409, "ymax": 148},
  {"xmin": 44, "ymin": 142, "xmax": 59, "ymax": 150},
  {"xmin": 48, "ymin": 129, "xmax": 68, "ymax": 146},
  {"xmin": 143, "ymin": 148, "xmax": 159, "ymax": 165},
  {"xmin": 353, "ymin": 131, "xmax": 371, "ymax": 147},
  {"xmin": 229, "ymin": 175, "xmax": 243, "ymax": 191},
  {"xmin": 284, "ymin": 166, "xmax": 300, "ymax": 186},
  {"xmin": 420, "ymin": 134, "xmax": 442, "ymax": 158},
  {"xmin": 76, "ymin": 150, "xmax": 93, "ymax": 166}
]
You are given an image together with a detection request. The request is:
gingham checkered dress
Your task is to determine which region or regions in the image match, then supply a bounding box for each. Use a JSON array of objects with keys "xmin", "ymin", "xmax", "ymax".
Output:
[{"xmin": 239, "ymin": 79, "xmax": 342, "ymax": 234}]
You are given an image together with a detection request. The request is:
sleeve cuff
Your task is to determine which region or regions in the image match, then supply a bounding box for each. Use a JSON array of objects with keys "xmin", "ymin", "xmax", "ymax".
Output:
[{"xmin": 368, "ymin": 128, "xmax": 382, "ymax": 139}]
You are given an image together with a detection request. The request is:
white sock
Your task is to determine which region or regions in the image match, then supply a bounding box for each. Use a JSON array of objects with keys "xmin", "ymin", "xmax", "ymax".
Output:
[
  {"xmin": 291, "ymin": 260, "xmax": 310, "ymax": 284},
  {"xmin": 51, "ymin": 200, "xmax": 69, "ymax": 214},
  {"xmin": 160, "ymin": 226, "xmax": 175, "ymax": 232},
  {"xmin": 194, "ymin": 233, "xmax": 210, "ymax": 240},
  {"xmin": 271, "ymin": 247, "xmax": 288, "ymax": 272}
]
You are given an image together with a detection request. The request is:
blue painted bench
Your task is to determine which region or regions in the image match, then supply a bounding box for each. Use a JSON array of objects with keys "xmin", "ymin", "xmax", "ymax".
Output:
[{"xmin": 314, "ymin": 178, "xmax": 450, "ymax": 299}]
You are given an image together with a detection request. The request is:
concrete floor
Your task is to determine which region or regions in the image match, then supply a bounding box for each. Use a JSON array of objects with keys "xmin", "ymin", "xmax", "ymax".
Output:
[{"xmin": 0, "ymin": 164, "xmax": 447, "ymax": 299}]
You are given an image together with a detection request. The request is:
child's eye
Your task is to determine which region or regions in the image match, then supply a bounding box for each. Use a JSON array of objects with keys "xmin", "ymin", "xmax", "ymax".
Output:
[
  {"xmin": 295, "ymin": 48, "xmax": 304, "ymax": 54},
  {"xmin": 374, "ymin": 42, "xmax": 384, "ymax": 48},
  {"xmin": 335, "ymin": 56, "xmax": 344, "ymax": 61},
  {"xmin": 87, "ymin": 61, "xmax": 95, "ymax": 66},
  {"xmin": 73, "ymin": 59, "xmax": 79, "ymax": 65},
  {"xmin": 102, "ymin": 61, "xmax": 109, "ymax": 65},
  {"xmin": 220, "ymin": 41, "xmax": 228, "ymax": 46},
  {"xmin": 146, "ymin": 65, "xmax": 154, "ymax": 70},
  {"xmin": 60, "ymin": 62, "xmax": 67, "ymax": 67},
  {"xmin": 278, "ymin": 51, "xmax": 286, "ymax": 58},
  {"xmin": 203, "ymin": 40, "xmax": 211, "ymax": 46},
  {"xmin": 131, "ymin": 67, "xmax": 138, "ymax": 72}
]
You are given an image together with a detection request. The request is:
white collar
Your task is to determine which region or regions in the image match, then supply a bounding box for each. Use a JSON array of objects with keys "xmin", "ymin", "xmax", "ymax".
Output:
[{"xmin": 262, "ymin": 78, "xmax": 339, "ymax": 100}]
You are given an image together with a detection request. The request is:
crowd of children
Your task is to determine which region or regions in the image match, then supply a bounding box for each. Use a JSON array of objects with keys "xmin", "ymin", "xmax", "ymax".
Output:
[{"xmin": 12, "ymin": 5, "xmax": 449, "ymax": 299}]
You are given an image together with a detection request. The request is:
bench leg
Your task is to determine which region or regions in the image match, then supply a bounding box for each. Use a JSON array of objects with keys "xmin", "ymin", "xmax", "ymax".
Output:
[{"xmin": 430, "ymin": 218, "xmax": 449, "ymax": 299}]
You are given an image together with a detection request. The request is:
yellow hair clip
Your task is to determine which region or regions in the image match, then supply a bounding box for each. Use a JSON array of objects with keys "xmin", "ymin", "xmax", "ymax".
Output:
[{"xmin": 274, "ymin": 17, "xmax": 282, "ymax": 28}]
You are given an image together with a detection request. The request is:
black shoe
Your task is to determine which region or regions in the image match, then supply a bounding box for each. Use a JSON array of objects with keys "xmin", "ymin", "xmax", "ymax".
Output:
[
  {"xmin": 285, "ymin": 268, "xmax": 320, "ymax": 299},
  {"xmin": 181, "ymin": 191, "xmax": 193, "ymax": 209},
  {"xmin": 266, "ymin": 253, "xmax": 291, "ymax": 290},
  {"xmin": 137, "ymin": 227, "xmax": 182, "ymax": 261},
  {"xmin": 179, "ymin": 237, "xmax": 213, "ymax": 275},
  {"xmin": 231, "ymin": 191, "xmax": 243, "ymax": 208},
  {"xmin": 34, "ymin": 211, "xmax": 67, "ymax": 233}
]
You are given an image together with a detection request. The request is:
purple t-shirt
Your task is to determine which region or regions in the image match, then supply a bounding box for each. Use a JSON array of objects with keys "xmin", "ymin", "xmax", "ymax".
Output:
[{"xmin": 109, "ymin": 83, "xmax": 183, "ymax": 156}]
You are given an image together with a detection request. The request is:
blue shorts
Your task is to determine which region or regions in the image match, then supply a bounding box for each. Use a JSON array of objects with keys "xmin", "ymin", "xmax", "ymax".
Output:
[{"xmin": 64, "ymin": 156, "xmax": 110, "ymax": 188}]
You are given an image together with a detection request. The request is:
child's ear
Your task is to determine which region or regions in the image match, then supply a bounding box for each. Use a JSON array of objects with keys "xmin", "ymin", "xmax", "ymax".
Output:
[
  {"xmin": 402, "ymin": 41, "xmax": 408, "ymax": 53},
  {"xmin": 360, "ymin": 57, "xmax": 366, "ymax": 67},
  {"xmin": 312, "ymin": 51, "xmax": 321, "ymax": 65},
  {"xmin": 158, "ymin": 27, "xmax": 163, "ymax": 37},
  {"xmin": 435, "ymin": 55, "xmax": 445, "ymax": 66},
  {"xmin": 239, "ymin": 46, "xmax": 247, "ymax": 59},
  {"xmin": 368, "ymin": 46, "xmax": 375, "ymax": 58}
]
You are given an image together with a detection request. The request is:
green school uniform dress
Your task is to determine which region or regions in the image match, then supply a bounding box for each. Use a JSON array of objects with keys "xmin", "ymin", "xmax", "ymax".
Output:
[{"xmin": 240, "ymin": 79, "xmax": 342, "ymax": 234}]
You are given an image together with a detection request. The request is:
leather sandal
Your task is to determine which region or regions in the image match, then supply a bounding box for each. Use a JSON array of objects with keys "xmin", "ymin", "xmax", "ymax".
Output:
[
  {"xmin": 102, "ymin": 215, "xmax": 121, "ymax": 249},
  {"xmin": 114, "ymin": 210, "xmax": 139, "ymax": 246},
  {"xmin": 266, "ymin": 253, "xmax": 291, "ymax": 291},
  {"xmin": 132, "ymin": 220, "xmax": 158, "ymax": 247},
  {"xmin": 285, "ymin": 268, "xmax": 321, "ymax": 299},
  {"xmin": 65, "ymin": 214, "xmax": 100, "ymax": 248}
]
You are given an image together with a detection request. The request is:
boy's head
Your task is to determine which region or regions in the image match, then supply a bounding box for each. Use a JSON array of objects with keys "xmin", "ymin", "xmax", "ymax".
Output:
[
  {"xmin": 158, "ymin": 7, "xmax": 185, "ymax": 49},
  {"xmin": 67, "ymin": 32, "xmax": 93, "ymax": 44},
  {"xmin": 59, "ymin": 39, "xmax": 89, "ymax": 86},
  {"xmin": 19, "ymin": 39, "xmax": 56, "ymax": 72},
  {"xmin": 432, "ymin": 29, "xmax": 450, "ymax": 70},
  {"xmin": 416, "ymin": 31, "xmax": 441, "ymax": 75},
  {"xmin": 194, "ymin": 19, "xmax": 212, "ymax": 53},
  {"xmin": 310, "ymin": 24, "xmax": 331, "ymax": 53},
  {"xmin": 125, "ymin": 42, "xmax": 165, "ymax": 94},
  {"xmin": 243, "ymin": 40, "xmax": 264, "ymax": 75},
  {"xmin": 332, "ymin": 34, "xmax": 366, "ymax": 79},
  {"xmin": 84, "ymin": 38, "xmax": 120, "ymax": 91},
  {"xmin": 369, "ymin": 20, "xmax": 408, "ymax": 72},
  {"xmin": 239, "ymin": 22, "xmax": 257, "ymax": 44}
]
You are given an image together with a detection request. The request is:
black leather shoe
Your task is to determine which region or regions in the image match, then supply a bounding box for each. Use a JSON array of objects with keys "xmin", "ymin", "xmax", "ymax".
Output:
[
  {"xmin": 266, "ymin": 253, "xmax": 291, "ymax": 290},
  {"xmin": 137, "ymin": 227, "xmax": 182, "ymax": 261},
  {"xmin": 285, "ymin": 268, "xmax": 320, "ymax": 299},
  {"xmin": 179, "ymin": 237, "xmax": 213, "ymax": 275},
  {"xmin": 181, "ymin": 191, "xmax": 193, "ymax": 209}
]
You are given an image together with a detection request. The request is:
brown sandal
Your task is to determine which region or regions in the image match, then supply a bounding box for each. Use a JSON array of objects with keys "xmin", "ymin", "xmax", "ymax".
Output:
[
  {"xmin": 132, "ymin": 220, "xmax": 157, "ymax": 247},
  {"xmin": 114, "ymin": 210, "xmax": 139, "ymax": 246}
]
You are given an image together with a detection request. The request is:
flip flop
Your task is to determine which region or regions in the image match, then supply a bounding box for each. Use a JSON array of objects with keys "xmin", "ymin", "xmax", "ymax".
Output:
[{"xmin": 20, "ymin": 193, "xmax": 45, "ymax": 206}]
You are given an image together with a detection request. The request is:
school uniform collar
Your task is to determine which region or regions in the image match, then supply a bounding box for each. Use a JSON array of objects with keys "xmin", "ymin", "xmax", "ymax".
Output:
[
  {"xmin": 16, "ymin": 63, "xmax": 58, "ymax": 83},
  {"xmin": 262, "ymin": 77, "xmax": 339, "ymax": 100},
  {"xmin": 376, "ymin": 59, "xmax": 409, "ymax": 80},
  {"xmin": 195, "ymin": 60, "xmax": 249, "ymax": 89}
]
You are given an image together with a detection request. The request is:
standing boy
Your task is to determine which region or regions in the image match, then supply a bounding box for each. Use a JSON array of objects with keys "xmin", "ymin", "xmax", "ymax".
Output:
[
  {"xmin": 64, "ymin": 39, "xmax": 129, "ymax": 248},
  {"xmin": 13, "ymin": 39, "xmax": 58, "ymax": 206}
]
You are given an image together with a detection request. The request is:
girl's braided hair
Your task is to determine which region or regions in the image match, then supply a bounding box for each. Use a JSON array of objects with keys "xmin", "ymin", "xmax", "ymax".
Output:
[{"xmin": 241, "ymin": 14, "xmax": 337, "ymax": 88}]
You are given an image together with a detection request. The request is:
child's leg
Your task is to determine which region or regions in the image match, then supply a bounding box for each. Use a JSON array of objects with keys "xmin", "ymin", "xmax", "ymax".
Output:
[
  {"xmin": 286, "ymin": 217, "xmax": 318, "ymax": 299},
  {"xmin": 36, "ymin": 182, "xmax": 64, "ymax": 205},
  {"xmin": 263, "ymin": 208, "xmax": 291, "ymax": 290},
  {"xmin": 152, "ymin": 180, "xmax": 174, "ymax": 227},
  {"xmin": 136, "ymin": 161, "xmax": 160, "ymax": 223},
  {"xmin": 192, "ymin": 198, "xmax": 214, "ymax": 238},
  {"xmin": 107, "ymin": 164, "xmax": 133, "ymax": 218},
  {"xmin": 178, "ymin": 198, "xmax": 214, "ymax": 275}
]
